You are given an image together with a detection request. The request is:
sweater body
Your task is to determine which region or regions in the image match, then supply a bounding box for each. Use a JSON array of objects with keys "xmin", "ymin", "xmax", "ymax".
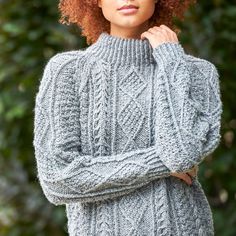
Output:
[{"xmin": 33, "ymin": 32, "xmax": 222, "ymax": 235}]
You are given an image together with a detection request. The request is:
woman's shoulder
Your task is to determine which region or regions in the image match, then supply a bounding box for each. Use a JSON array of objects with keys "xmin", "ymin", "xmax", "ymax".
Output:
[
  {"xmin": 36, "ymin": 49, "xmax": 89, "ymax": 108},
  {"xmin": 45, "ymin": 49, "xmax": 87, "ymax": 76},
  {"xmin": 183, "ymin": 53, "xmax": 218, "ymax": 74}
]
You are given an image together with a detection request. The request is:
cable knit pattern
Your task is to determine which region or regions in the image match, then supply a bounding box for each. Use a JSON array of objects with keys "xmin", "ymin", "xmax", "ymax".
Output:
[{"xmin": 33, "ymin": 32, "xmax": 222, "ymax": 235}]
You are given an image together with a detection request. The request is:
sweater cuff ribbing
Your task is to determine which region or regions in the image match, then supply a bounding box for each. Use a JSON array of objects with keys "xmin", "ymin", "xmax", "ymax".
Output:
[{"xmin": 152, "ymin": 42, "xmax": 185, "ymax": 65}]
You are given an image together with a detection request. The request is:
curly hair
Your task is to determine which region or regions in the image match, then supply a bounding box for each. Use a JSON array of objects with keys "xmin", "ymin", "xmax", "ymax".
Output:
[{"xmin": 58, "ymin": 0, "xmax": 197, "ymax": 45}]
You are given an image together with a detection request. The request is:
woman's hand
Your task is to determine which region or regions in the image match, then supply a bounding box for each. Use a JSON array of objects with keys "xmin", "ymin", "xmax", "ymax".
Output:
[
  {"xmin": 141, "ymin": 24, "xmax": 199, "ymax": 185},
  {"xmin": 140, "ymin": 24, "xmax": 179, "ymax": 49},
  {"xmin": 170, "ymin": 165, "xmax": 199, "ymax": 186}
]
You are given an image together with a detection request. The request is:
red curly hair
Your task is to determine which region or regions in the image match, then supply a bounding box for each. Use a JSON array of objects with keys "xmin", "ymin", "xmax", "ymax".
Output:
[{"xmin": 58, "ymin": 0, "xmax": 197, "ymax": 45}]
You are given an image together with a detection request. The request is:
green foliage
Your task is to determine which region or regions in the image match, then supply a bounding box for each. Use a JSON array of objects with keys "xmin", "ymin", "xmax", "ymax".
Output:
[
  {"xmin": 0, "ymin": 0, "xmax": 235, "ymax": 235},
  {"xmin": 176, "ymin": 1, "xmax": 236, "ymax": 235},
  {"xmin": 0, "ymin": 0, "xmax": 86, "ymax": 235}
]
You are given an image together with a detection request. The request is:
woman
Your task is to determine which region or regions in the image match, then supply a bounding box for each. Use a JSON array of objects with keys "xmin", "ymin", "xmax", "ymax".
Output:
[{"xmin": 33, "ymin": 0, "xmax": 223, "ymax": 235}]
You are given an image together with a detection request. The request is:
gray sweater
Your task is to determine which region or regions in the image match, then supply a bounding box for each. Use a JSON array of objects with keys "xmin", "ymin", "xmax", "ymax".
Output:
[{"xmin": 33, "ymin": 32, "xmax": 223, "ymax": 235}]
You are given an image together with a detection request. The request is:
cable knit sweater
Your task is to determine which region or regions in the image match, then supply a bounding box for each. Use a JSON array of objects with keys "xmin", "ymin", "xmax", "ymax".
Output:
[{"xmin": 33, "ymin": 32, "xmax": 223, "ymax": 236}]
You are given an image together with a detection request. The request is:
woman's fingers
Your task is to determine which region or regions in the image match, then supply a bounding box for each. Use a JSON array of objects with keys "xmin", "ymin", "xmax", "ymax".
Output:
[
  {"xmin": 181, "ymin": 173, "xmax": 192, "ymax": 185},
  {"xmin": 170, "ymin": 165, "xmax": 199, "ymax": 185},
  {"xmin": 170, "ymin": 172, "xmax": 192, "ymax": 185},
  {"xmin": 186, "ymin": 170, "xmax": 195, "ymax": 177},
  {"xmin": 140, "ymin": 24, "xmax": 178, "ymax": 48},
  {"xmin": 186, "ymin": 165, "xmax": 199, "ymax": 177},
  {"xmin": 180, "ymin": 173, "xmax": 192, "ymax": 185}
]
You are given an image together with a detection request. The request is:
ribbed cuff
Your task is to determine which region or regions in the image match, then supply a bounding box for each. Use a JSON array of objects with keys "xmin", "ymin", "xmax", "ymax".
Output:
[
  {"xmin": 143, "ymin": 148, "xmax": 171, "ymax": 175},
  {"xmin": 152, "ymin": 42, "xmax": 185, "ymax": 65}
]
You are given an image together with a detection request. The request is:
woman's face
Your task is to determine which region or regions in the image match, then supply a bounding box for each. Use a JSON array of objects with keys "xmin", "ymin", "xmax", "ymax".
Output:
[{"xmin": 98, "ymin": 0, "xmax": 156, "ymax": 32}]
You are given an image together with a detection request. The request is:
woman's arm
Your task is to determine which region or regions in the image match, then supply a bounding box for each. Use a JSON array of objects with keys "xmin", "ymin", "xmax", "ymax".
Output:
[
  {"xmin": 34, "ymin": 42, "xmax": 222, "ymax": 205},
  {"xmin": 152, "ymin": 42, "xmax": 223, "ymax": 173},
  {"xmin": 33, "ymin": 52, "xmax": 172, "ymax": 205}
]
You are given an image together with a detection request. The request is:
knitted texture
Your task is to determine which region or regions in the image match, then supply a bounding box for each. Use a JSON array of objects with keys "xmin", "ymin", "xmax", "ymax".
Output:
[{"xmin": 33, "ymin": 32, "xmax": 223, "ymax": 235}]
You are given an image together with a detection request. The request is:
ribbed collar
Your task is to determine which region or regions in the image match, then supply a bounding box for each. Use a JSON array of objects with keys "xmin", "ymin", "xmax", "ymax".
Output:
[{"xmin": 86, "ymin": 32, "xmax": 155, "ymax": 66}]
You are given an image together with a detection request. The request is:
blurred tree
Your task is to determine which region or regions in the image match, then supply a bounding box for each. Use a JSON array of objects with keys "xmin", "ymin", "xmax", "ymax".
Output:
[
  {"xmin": 176, "ymin": 1, "xmax": 236, "ymax": 235},
  {"xmin": 0, "ymin": 0, "xmax": 86, "ymax": 235},
  {"xmin": 0, "ymin": 0, "xmax": 235, "ymax": 235}
]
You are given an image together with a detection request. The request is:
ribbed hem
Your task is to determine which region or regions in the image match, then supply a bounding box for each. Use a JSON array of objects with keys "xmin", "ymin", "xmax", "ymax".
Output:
[
  {"xmin": 152, "ymin": 42, "xmax": 185, "ymax": 65},
  {"xmin": 86, "ymin": 32, "xmax": 155, "ymax": 66}
]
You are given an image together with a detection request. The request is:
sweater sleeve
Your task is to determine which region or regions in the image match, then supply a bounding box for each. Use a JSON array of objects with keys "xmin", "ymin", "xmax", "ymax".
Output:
[
  {"xmin": 152, "ymin": 42, "xmax": 223, "ymax": 173},
  {"xmin": 33, "ymin": 52, "xmax": 172, "ymax": 205}
]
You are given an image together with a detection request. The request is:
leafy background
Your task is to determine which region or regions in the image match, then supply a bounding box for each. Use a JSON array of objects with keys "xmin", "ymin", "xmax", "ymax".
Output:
[{"xmin": 0, "ymin": 0, "xmax": 235, "ymax": 235}]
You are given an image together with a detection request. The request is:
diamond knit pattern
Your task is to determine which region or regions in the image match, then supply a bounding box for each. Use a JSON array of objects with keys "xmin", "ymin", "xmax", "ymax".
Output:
[
  {"xmin": 33, "ymin": 32, "xmax": 222, "ymax": 235},
  {"xmin": 117, "ymin": 66, "xmax": 147, "ymax": 148}
]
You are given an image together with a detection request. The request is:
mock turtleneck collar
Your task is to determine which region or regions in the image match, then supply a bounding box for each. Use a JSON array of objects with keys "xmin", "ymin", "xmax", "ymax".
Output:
[{"xmin": 86, "ymin": 32, "xmax": 155, "ymax": 66}]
